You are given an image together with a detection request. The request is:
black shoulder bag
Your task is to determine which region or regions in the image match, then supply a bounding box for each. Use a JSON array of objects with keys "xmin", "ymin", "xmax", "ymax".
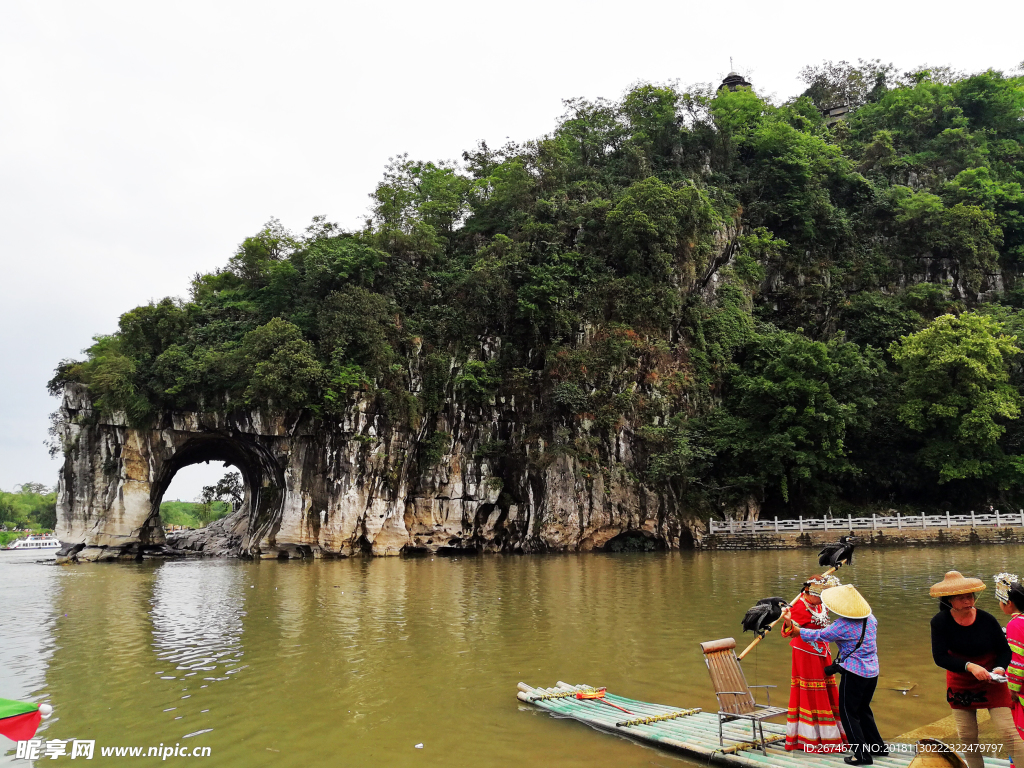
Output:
[{"xmin": 823, "ymin": 619, "xmax": 867, "ymax": 676}]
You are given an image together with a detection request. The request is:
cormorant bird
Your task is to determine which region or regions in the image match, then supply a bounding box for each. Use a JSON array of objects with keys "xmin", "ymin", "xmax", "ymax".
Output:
[
  {"xmin": 818, "ymin": 536, "xmax": 856, "ymax": 568},
  {"xmin": 741, "ymin": 597, "xmax": 790, "ymax": 636}
]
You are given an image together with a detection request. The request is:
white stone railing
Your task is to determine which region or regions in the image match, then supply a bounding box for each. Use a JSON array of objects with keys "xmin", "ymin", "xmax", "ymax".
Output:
[{"xmin": 708, "ymin": 510, "xmax": 1024, "ymax": 535}]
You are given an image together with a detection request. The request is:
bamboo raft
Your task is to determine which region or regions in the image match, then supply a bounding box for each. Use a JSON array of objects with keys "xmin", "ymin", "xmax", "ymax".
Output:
[{"xmin": 517, "ymin": 682, "xmax": 1012, "ymax": 768}]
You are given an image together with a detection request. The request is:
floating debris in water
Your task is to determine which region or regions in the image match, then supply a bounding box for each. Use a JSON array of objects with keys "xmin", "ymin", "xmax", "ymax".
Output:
[
  {"xmin": 880, "ymin": 678, "xmax": 916, "ymax": 693},
  {"xmin": 415, "ymin": 743, "xmax": 423, "ymax": 749},
  {"xmin": 182, "ymin": 729, "xmax": 212, "ymax": 739}
]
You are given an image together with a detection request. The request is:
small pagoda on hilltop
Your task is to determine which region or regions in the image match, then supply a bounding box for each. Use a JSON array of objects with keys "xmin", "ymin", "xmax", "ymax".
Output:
[{"xmin": 718, "ymin": 70, "xmax": 752, "ymax": 92}]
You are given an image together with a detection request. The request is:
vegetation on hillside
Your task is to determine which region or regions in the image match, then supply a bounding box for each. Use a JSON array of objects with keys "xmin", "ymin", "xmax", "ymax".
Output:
[
  {"xmin": 159, "ymin": 500, "xmax": 232, "ymax": 529},
  {"xmin": 0, "ymin": 483, "xmax": 57, "ymax": 531},
  {"xmin": 50, "ymin": 60, "xmax": 1024, "ymax": 518}
]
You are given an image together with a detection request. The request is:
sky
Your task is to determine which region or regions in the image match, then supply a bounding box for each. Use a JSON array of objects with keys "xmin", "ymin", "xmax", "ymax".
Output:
[{"xmin": 1, "ymin": 0, "xmax": 1022, "ymax": 501}]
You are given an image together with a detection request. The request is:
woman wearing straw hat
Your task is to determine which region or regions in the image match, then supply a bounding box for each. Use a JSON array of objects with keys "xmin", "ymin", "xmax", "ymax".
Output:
[
  {"xmin": 930, "ymin": 571, "xmax": 1017, "ymax": 768},
  {"xmin": 994, "ymin": 573, "xmax": 1024, "ymax": 742},
  {"xmin": 779, "ymin": 575, "xmax": 846, "ymax": 752},
  {"xmin": 783, "ymin": 584, "xmax": 884, "ymax": 765}
]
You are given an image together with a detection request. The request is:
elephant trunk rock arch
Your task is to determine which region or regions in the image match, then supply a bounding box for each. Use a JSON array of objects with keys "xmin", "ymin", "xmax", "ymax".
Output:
[
  {"xmin": 54, "ymin": 385, "xmax": 288, "ymax": 562},
  {"xmin": 54, "ymin": 383, "xmax": 694, "ymax": 562}
]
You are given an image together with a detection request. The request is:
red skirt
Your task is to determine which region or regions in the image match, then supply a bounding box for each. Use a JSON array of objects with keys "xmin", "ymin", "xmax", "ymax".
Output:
[
  {"xmin": 785, "ymin": 645, "xmax": 846, "ymax": 750},
  {"xmin": 946, "ymin": 652, "xmax": 1012, "ymax": 710}
]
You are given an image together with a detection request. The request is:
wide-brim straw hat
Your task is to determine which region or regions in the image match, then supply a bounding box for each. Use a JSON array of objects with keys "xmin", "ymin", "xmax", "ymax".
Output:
[
  {"xmin": 930, "ymin": 571, "xmax": 986, "ymax": 598},
  {"xmin": 820, "ymin": 584, "xmax": 871, "ymax": 619}
]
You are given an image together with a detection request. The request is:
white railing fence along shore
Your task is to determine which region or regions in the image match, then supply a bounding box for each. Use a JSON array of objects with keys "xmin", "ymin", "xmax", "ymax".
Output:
[{"xmin": 709, "ymin": 510, "xmax": 1024, "ymax": 535}]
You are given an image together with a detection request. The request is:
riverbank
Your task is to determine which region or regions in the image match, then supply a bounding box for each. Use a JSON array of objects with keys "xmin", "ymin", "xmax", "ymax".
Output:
[{"xmin": 698, "ymin": 524, "xmax": 1024, "ymax": 550}]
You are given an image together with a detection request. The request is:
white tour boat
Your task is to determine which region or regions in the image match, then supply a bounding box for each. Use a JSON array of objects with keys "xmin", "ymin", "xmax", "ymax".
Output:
[{"xmin": 4, "ymin": 533, "xmax": 60, "ymax": 551}]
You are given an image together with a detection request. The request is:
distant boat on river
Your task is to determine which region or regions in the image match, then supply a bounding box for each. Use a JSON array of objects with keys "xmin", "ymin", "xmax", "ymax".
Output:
[{"xmin": 3, "ymin": 533, "xmax": 60, "ymax": 551}]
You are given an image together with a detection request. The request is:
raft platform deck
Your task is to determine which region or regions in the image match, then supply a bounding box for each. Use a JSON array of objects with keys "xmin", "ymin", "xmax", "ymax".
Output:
[{"xmin": 517, "ymin": 682, "xmax": 1010, "ymax": 768}]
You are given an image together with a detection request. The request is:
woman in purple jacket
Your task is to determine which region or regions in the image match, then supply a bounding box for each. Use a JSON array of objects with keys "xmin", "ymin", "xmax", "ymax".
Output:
[{"xmin": 783, "ymin": 584, "xmax": 885, "ymax": 766}]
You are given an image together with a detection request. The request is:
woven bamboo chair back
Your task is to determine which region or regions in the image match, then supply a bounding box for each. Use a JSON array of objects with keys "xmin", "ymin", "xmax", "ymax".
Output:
[{"xmin": 700, "ymin": 638, "xmax": 756, "ymax": 715}]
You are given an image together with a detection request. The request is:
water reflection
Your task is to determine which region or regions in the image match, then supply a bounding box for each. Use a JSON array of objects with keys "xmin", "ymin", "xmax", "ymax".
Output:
[
  {"xmin": 150, "ymin": 561, "xmax": 246, "ymax": 684},
  {"xmin": 4, "ymin": 546, "xmax": 1024, "ymax": 767}
]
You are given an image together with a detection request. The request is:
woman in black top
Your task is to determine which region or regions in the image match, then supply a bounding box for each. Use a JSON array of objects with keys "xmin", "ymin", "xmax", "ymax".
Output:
[
  {"xmin": 930, "ymin": 571, "xmax": 1019, "ymax": 768},
  {"xmin": 931, "ymin": 606, "xmax": 1011, "ymax": 684}
]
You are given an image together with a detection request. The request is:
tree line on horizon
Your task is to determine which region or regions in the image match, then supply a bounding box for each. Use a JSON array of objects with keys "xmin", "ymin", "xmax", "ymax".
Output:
[
  {"xmin": 0, "ymin": 483, "xmax": 57, "ymax": 531},
  {"xmin": 48, "ymin": 60, "xmax": 1024, "ymax": 520},
  {"xmin": 0, "ymin": 471, "xmax": 243, "ymax": 534}
]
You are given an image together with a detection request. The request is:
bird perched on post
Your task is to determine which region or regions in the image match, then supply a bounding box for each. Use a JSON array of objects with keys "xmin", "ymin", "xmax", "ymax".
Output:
[
  {"xmin": 741, "ymin": 597, "xmax": 790, "ymax": 637},
  {"xmin": 817, "ymin": 536, "xmax": 856, "ymax": 568}
]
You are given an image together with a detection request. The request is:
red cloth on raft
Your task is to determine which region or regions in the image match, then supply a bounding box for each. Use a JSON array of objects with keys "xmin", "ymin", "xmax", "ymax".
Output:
[{"xmin": 780, "ymin": 598, "xmax": 846, "ymax": 751}]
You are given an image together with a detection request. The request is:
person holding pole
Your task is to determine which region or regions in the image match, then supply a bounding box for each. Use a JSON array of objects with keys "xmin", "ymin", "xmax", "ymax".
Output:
[
  {"xmin": 930, "ymin": 571, "xmax": 1018, "ymax": 768},
  {"xmin": 782, "ymin": 584, "xmax": 883, "ymax": 765},
  {"xmin": 780, "ymin": 574, "xmax": 846, "ymax": 752}
]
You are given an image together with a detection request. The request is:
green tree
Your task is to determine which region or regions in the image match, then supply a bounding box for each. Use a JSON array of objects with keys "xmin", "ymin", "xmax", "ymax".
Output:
[
  {"xmin": 703, "ymin": 329, "xmax": 880, "ymax": 509},
  {"xmin": 202, "ymin": 472, "xmax": 244, "ymax": 509},
  {"xmin": 242, "ymin": 318, "xmax": 325, "ymax": 410},
  {"xmin": 606, "ymin": 177, "xmax": 720, "ymax": 286},
  {"xmin": 893, "ymin": 191, "xmax": 1002, "ymax": 294},
  {"xmin": 890, "ymin": 312, "xmax": 1023, "ymax": 484},
  {"xmin": 840, "ymin": 292, "xmax": 922, "ymax": 350}
]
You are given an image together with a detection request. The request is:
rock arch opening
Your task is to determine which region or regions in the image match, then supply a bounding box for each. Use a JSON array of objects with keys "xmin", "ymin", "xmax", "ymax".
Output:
[
  {"xmin": 150, "ymin": 435, "xmax": 285, "ymax": 557},
  {"xmin": 162, "ymin": 462, "xmax": 236, "ymax": 503}
]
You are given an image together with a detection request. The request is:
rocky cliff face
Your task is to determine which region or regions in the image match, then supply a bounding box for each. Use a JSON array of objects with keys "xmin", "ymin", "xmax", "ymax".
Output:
[{"xmin": 54, "ymin": 382, "xmax": 696, "ymax": 562}]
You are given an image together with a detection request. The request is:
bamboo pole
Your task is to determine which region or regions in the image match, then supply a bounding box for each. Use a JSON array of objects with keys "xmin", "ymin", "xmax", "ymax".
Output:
[
  {"xmin": 616, "ymin": 707, "xmax": 702, "ymax": 728},
  {"xmin": 718, "ymin": 735, "xmax": 787, "ymax": 755},
  {"xmin": 737, "ymin": 563, "xmax": 842, "ymax": 660}
]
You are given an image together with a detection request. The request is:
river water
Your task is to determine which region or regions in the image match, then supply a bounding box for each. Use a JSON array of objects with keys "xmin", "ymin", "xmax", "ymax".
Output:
[{"xmin": 2, "ymin": 545, "xmax": 1023, "ymax": 766}]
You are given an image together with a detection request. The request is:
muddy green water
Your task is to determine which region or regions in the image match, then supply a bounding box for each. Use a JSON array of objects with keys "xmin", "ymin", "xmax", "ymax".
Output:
[{"xmin": 2, "ymin": 546, "xmax": 1023, "ymax": 767}]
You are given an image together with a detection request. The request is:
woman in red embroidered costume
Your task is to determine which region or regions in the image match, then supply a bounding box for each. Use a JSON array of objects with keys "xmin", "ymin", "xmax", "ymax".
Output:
[
  {"xmin": 994, "ymin": 573, "xmax": 1024, "ymax": 741},
  {"xmin": 780, "ymin": 575, "xmax": 846, "ymax": 751}
]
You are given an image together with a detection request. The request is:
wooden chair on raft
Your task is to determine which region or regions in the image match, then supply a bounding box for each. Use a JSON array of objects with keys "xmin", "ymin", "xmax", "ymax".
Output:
[{"xmin": 700, "ymin": 637, "xmax": 787, "ymax": 754}]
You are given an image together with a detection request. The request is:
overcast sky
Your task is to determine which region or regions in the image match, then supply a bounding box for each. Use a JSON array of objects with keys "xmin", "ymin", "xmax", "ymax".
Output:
[{"xmin": 2, "ymin": 0, "xmax": 1021, "ymax": 501}]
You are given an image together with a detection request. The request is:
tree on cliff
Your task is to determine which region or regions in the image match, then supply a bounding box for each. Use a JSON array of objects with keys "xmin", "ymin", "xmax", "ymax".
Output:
[{"xmin": 891, "ymin": 312, "xmax": 1024, "ymax": 486}]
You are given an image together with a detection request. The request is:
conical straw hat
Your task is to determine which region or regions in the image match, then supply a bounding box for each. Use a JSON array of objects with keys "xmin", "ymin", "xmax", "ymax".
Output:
[
  {"xmin": 907, "ymin": 739, "xmax": 969, "ymax": 768},
  {"xmin": 820, "ymin": 584, "xmax": 871, "ymax": 619},
  {"xmin": 929, "ymin": 571, "xmax": 986, "ymax": 598}
]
